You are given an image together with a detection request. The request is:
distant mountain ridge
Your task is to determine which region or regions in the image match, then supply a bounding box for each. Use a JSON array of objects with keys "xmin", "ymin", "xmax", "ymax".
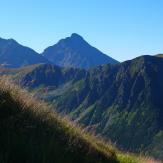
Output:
[
  {"xmin": 0, "ymin": 34, "xmax": 118, "ymax": 69},
  {"xmin": 156, "ymin": 54, "xmax": 163, "ymax": 58},
  {"xmin": 42, "ymin": 33, "xmax": 119, "ymax": 68},
  {"xmin": 0, "ymin": 38, "xmax": 50, "ymax": 68}
]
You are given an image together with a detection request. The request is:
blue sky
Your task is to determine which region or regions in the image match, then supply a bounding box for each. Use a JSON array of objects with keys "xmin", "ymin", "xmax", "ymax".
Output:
[{"xmin": 0, "ymin": 0, "xmax": 163, "ymax": 61}]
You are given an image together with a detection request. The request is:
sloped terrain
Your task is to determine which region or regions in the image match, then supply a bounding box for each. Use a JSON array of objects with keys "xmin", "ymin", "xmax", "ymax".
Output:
[
  {"xmin": 0, "ymin": 38, "xmax": 50, "ymax": 68},
  {"xmin": 6, "ymin": 55, "xmax": 163, "ymax": 160},
  {"xmin": 156, "ymin": 54, "xmax": 163, "ymax": 58},
  {"xmin": 0, "ymin": 34, "xmax": 118, "ymax": 69},
  {"xmin": 0, "ymin": 77, "xmax": 119, "ymax": 163},
  {"xmin": 42, "ymin": 33, "xmax": 118, "ymax": 68}
]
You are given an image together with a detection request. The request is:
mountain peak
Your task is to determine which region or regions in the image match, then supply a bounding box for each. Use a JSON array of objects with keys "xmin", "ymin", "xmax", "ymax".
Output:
[
  {"xmin": 42, "ymin": 34, "xmax": 118, "ymax": 68},
  {"xmin": 8, "ymin": 38, "xmax": 18, "ymax": 44},
  {"xmin": 70, "ymin": 33, "xmax": 84, "ymax": 40},
  {"xmin": 0, "ymin": 37, "xmax": 18, "ymax": 45},
  {"xmin": 0, "ymin": 37, "xmax": 50, "ymax": 68}
]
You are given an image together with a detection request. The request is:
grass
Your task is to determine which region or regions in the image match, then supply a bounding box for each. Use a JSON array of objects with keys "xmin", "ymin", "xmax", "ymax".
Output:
[
  {"xmin": 0, "ymin": 77, "xmax": 117, "ymax": 163},
  {"xmin": 0, "ymin": 76, "xmax": 159, "ymax": 163}
]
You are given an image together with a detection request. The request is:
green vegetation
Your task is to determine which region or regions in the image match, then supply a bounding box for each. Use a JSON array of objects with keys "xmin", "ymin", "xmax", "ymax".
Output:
[
  {"xmin": 4, "ymin": 55, "xmax": 163, "ymax": 161},
  {"xmin": 0, "ymin": 77, "xmax": 118, "ymax": 163},
  {"xmin": 0, "ymin": 77, "xmax": 156, "ymax": 163}
]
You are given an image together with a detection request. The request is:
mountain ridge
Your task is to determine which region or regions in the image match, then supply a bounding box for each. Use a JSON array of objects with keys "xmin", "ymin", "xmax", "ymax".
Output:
[
  {"xmin": 5, "ymin": 55, "xmax": 163, "ymax": 160},
  {"xmin": 0, "ymin": 34, "xmax": 118, "ymax": 69},
  {"xmin": 42, "ymin": 33, "xmax": 119, "ymax": 68},
  {"xmin": 0, "ymin": 37, "xmax": 50, "ymax": 68}
]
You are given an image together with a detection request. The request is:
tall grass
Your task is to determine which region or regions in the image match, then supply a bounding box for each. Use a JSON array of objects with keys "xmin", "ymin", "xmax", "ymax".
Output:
[
  {"xmin": 0, "ymin": 77, "xmax": 118, "ymax": 163},
  {"xmin": 0, "ymin": 76, "xmax": 160, "ymax": 163}
]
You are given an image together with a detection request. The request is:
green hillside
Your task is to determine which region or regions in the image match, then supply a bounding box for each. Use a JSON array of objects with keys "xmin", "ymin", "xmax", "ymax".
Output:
[
  {"xmin": 0, "ymin": 77, "xmax": 120, "ymax": 163},
  {"xmin": 1, "ymin": 77, "xmax": 155, "ymax": 163},
  {"xmin": 5, "ymin": 55, "xmax": 163, "ymax": 161}
]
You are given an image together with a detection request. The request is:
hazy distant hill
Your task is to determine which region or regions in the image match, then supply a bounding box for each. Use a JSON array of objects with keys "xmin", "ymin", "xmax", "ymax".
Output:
[
  {"xmin": 8, "ymin": 55, "xmax": 163, "ymax": 160},
  {"xmin": 42, "ymin": 33, "xmax": 118, "ymax": 68},
  {"xmin": 0, "ymin": 34, "xmax": 118, "ymax": 69},
  {"xmin": 0, "ymin": 38, "xmax": 50, "ymax": 68},
  {"xmin": 156, "ymin": 54, "xmax": 163, "ymax": 58}
]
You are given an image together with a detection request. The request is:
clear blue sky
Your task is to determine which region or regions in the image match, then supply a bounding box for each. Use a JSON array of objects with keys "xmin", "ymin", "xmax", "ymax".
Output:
[{"xmin": 0, "ymin": 0, "xmax": 163, "ymax": 61}]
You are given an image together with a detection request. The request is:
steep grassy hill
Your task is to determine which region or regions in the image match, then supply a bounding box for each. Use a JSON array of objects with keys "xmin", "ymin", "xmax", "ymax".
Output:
[
  {"xmin": 0, "ymin": 77, "xmax": 119, "ymax": 163},
  {"xmin": 2, "ymin": 55, "xmax": 163, "ymax": 161}
]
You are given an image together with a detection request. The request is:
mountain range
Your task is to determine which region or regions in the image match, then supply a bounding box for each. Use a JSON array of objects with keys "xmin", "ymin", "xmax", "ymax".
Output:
[
  {"xmin": 0, "ymin": 34, "xmax": 118, "ymax": 68},
  {"xmin": 0, "ymin": 38, "xmax": 50, "ymax": 68},
  {"xmin": 42, "ymin": 33, "xmax": 118, "ymax": 68},
  {"xmin": 0, "ymin": 34, "xmax": 163, "ymax": 161},
  {"xmin": 4, "ymin": 55, "xmax": 163, "ymax": 160}
]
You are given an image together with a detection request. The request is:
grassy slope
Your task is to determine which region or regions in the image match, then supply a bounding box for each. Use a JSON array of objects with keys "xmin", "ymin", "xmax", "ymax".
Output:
[
  {"xmin": 0, "ymin": 77, "xmax": 118, "ymax": 163},
  {"xmin": 23, "ymin": 56, "xmax": 163, "ymax": 160},
  {"xmin": 0, "ymin": 79, "xmax": 158, "ymax": 163}
]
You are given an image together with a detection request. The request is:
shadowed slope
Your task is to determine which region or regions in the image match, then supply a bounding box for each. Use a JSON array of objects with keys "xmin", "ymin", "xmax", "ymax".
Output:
[
  {"xmin": 0, "ymin": 38, "xmax": 50, "ymax": 68},
  {"xmin": 0, "ymin": 77, "xmax": 117, "ymax": 163},
  {"xmin": 42, "ymin": 33, "xmax": 118, "ymax": 68},
  {"xmin": 8, "ymin": 55, "xmax": 163, "ymax": 160}
]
